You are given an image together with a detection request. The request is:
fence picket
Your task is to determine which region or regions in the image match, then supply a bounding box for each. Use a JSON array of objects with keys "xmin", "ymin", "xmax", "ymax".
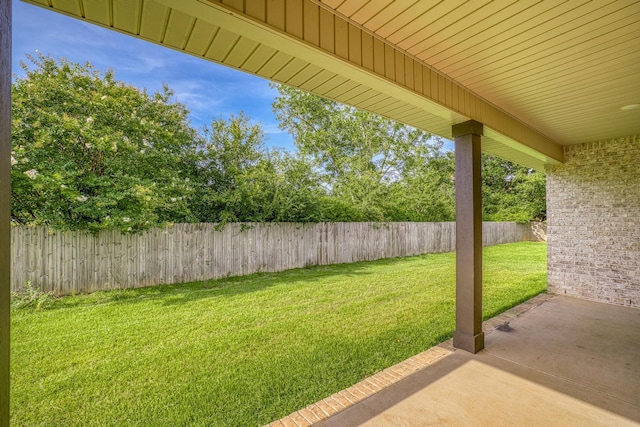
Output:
[{"xmin": 10, "ymin": 222, "xmax": 538, "ymax": 295}]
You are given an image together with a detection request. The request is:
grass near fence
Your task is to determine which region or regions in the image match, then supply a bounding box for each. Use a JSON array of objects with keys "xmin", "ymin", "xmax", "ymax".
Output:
[{"xmin": 11, "ymin": 242, "xmax": 546, "ymax": 426}]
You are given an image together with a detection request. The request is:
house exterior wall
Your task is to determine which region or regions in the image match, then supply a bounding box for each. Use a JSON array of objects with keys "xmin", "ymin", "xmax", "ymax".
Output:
[{"xmin": 547, "ymin": 135, "xmax": 640, "ymax": 307}]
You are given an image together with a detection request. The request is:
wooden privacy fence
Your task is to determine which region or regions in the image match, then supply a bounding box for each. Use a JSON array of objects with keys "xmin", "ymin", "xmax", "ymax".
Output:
[{"xmin": 11, "ymin": 222, "xmax": 536, "ymax": 295}]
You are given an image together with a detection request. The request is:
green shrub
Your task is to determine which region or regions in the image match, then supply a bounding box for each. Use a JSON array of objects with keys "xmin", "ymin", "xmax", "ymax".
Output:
[{"xmin": 11, "ymin": 280, "xmax": 56, "ymax": 310}]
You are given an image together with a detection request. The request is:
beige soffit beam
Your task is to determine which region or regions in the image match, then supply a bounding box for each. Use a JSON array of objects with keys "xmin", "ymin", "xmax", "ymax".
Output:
[{"xmin": 172, "ymin": 0, "xmax": 563, "ymax": 165}]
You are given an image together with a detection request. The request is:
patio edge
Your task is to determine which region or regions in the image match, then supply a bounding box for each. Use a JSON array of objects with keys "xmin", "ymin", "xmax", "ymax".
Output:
[{"xmin": 266, "ymin": 292, "xmax": 555, "ymax": 427}]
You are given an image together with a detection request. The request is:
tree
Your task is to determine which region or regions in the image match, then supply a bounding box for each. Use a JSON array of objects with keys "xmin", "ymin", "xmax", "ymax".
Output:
[
  {"xmin": 389, "ymin": 151, "xmax": 456, "ymax": 221},
  {"xmin": 273, "ymin": 84, "xmax": 548, "ymax": 223},
  {"xmin": 190, "ymin": 114, "xmax": 326, "ymax": 223},
  {"xmin": 481, "ymin": 154, "xmax": 546, "ymax": 222},
  {"xmin": 272, "ymin": 83, "xmax": 450, "ymax": 221},
  {"xmin": 11, "ymin": 54, "xmax": 199, "ymax": 233}
]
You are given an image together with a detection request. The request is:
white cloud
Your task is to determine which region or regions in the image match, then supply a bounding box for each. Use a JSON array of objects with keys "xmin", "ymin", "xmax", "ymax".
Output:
[{"xmin": 261, "ymin": 122, "xmax": 286, "ymax": 135}]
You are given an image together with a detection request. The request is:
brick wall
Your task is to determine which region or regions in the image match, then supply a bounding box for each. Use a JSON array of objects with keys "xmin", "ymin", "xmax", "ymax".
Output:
[{"xmin": 546, "ymin": 135, "xmax": 640, "ymax": 307}]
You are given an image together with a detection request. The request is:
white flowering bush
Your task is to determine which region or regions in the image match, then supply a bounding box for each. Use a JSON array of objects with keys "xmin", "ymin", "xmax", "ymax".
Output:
[
  {"xmin": 23, "ymin": 169, "xmax": 38, "ymax": 180},
  {"xmin": 11, "ymin": 54, "xmax": 199, "ymax": 233}
]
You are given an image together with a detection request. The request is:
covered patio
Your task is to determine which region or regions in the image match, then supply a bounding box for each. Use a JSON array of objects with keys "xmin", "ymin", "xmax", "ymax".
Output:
[
  {"xmin": 278, "ymin": 294, "xmax": 640, "ymax": 426},
  {"xmin": 1, "ymin": 1, "xmax": 639, "ymax": 425}
]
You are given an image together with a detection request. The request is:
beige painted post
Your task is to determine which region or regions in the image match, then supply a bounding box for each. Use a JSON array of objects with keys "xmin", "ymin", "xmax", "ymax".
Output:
[
  {"xmin": 452, "ymin": 120, "xmax": 485, "ymax": 354},
  {"xmin": 0, "ymin": 0, "xmax": 10, "ymax": 423}
]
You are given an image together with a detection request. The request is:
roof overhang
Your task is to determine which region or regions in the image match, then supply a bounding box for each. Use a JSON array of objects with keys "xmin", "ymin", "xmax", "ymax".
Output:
[{"xmin": 20, "ymin": 0, "xmax": 640, "ymax": 169}]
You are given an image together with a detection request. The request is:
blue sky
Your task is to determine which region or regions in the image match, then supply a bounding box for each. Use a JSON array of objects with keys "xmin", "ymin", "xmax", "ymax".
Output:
[{"xmin": 11, "ymin": 0, "xmax": 296, "ymax": 150}]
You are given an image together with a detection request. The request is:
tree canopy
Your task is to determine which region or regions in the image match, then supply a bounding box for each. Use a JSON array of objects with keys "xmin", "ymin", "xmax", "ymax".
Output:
[
  {"xmin": 273, "ymin": 83, "xmax": 456, "ymax": 222},
  {"xmin": 11, "ymin": 55, "xmax": 546, "ymax": 232},
  {"xmin": 481, "ymin": 154, "xmax": 546, "ymax": 222},
  {"xmin": 189, "ymin": 113, "xmax": 326, "ymax": 224},
  {"xmin": 11, "ymin": 54, "xmax": 199, "ymax": 232}
]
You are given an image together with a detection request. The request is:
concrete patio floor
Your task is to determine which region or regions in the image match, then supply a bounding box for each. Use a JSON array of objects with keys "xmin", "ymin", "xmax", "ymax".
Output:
[{"xmin": 270, "ymin": 294, "xmax": 640, "ymax": 426}]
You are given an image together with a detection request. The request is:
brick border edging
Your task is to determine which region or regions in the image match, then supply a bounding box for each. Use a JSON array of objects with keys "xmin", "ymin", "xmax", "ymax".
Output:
[{"xmin": 266, "ymin": 293, "xmax": 555, "ymax": 427}]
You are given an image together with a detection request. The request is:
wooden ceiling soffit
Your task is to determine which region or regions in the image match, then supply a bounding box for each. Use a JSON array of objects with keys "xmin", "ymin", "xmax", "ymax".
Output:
[{"xmin": 189, "ymin": 0, "xmax": 564, "ymax": 167}]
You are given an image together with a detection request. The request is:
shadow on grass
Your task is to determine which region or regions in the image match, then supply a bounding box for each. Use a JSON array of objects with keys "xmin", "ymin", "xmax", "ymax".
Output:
[{"xmin": 33, "ymin": 255, "xmax": 431, "ymax": 311}]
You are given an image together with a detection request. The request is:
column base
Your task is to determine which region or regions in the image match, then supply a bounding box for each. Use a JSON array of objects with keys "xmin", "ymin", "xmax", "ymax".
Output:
[{"xmin": 453, "ymin": 330, "xmax": 485, "ymax": 354}]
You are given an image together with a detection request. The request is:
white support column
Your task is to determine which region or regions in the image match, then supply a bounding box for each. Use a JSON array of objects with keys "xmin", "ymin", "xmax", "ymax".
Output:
[
  {"xmin": 0, "ymin": 0, "xmax": 11, "ymax": 424},
  {"xmin": 452, "ymin": 120, "xmax": 484, "ymax": 354}
]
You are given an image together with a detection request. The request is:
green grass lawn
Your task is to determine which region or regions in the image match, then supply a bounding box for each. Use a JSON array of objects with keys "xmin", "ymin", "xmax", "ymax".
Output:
[{"xmin": 11, "ymin": 242, "xmax": 546, "ymax": 426}]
